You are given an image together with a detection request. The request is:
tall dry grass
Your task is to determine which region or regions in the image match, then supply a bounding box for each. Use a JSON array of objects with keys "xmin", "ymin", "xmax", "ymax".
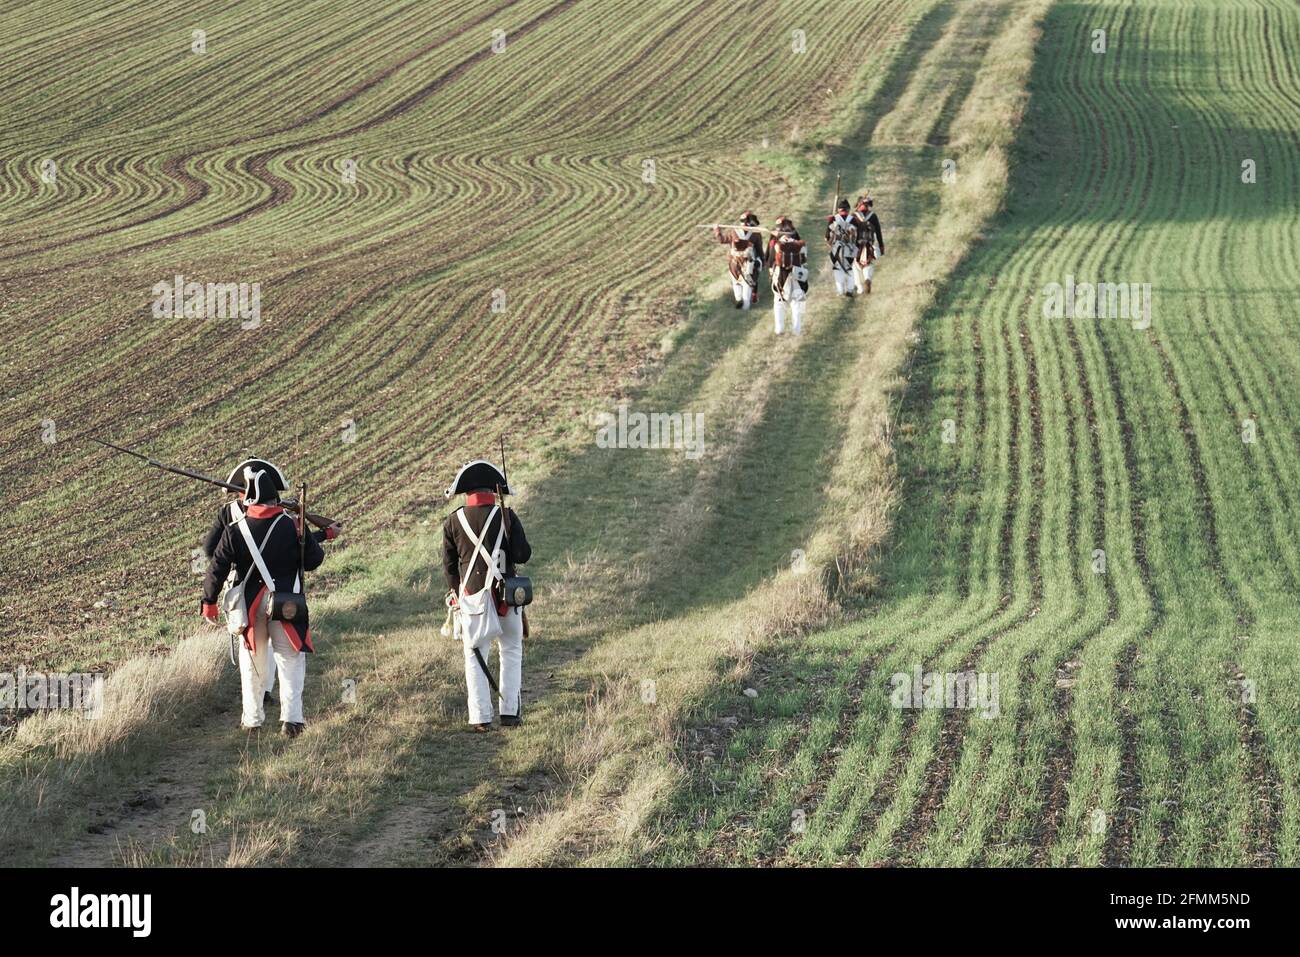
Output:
[
  {"xmin": 0, "ymin": 629, "xmax": 228, "ymax": 863},
  {"xmin": 11, "ymin": 630, "xmax": 227, "ymax": 757}
]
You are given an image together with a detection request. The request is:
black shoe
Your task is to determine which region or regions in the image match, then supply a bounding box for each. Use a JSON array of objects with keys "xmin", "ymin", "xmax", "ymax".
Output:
[
  {"xmin": 263, "ymin": 691, "xmax": 275, "ymax": 707},
  {"xmin": 733, "ymin": 299, "xmax": 742, "ymax": 309},
  {"xmin": 470, "ymin": 722, "xmax": 493, "ymax": 733},
  {"xmin": 500, "ymin": 714, "xmax": 522, "ymax": 727},
  {"xmin": 281, "ymin": 721, "xmax": 304, "ymax": 738}
]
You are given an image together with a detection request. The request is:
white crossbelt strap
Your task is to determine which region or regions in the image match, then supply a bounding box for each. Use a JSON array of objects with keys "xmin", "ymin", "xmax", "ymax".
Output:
[
  {"xmin": 456, "ymin": 506, "xmax": 505, "ymax": 602},
  {"xmin": 235, "ymin": 513, "xmax": 285, "ymax": 594}
]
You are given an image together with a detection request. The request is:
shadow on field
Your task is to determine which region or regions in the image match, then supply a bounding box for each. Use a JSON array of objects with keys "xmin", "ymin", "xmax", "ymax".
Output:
[{"xmin": 998, "ymin": 4, "xmax": 1293, "ymax": 232}]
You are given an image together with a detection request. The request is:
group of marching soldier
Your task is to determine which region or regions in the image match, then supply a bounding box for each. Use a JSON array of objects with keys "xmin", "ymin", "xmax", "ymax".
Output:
[
  {"xmin": 195, "ymin": 455, "xmax": 529, "ymax": 737},
  {"xmin": 711, "ymin": 196, "xmax": 884, "ymax": 335},
  {"xmin": 135, "ymin": 199, "xmax": 886, "ymax": 740}
]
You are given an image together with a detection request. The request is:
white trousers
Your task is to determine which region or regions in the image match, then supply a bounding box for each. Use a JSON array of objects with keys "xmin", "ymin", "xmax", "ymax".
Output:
[
  {"xmin": 730, "ymin": 277, "xmax": 753, "ymax": 309},
  {"xmin": 774, "ymin": 299, "xmax": 806, "ymax": 335},
  {"xmin": 462, "ymin": 605, "xmax": 524, "ymax": 724},
  {"xmin": 831, "ymin": 246, "xmax": 855, "ymax": 295},
  {"xmin": 239, "ymin": 607, "xmax": 306, "ymax": 727},
  {"xmin": 853, "ymin": 250, "xmax": 879, "ymax": 293}
]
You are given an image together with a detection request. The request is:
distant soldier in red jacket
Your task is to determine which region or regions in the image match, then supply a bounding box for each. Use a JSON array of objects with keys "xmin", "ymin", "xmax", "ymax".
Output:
[
  {"xmin": 826, "ymin": 198, "xmax": 859, "ymax": 297},
  {"xmin": 713, "ymin": 211, "xmax": 765, "ymax": 309},
  {"xmin": 766, "ymin": 216, "xmax": 809, "ymax": 335},
  {"xmin": 852, "ymin": 196, "xmax": 885, "ymax": 294}
]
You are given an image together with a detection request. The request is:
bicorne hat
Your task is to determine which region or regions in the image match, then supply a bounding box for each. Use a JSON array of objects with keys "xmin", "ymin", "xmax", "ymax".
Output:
[
  {"xmin": 227, "ymin": 458, "xmax": 289, "ymax": 504},
  {"xmin": 445, "ymin": 460, "xmax": 511, "ymax": 498}
]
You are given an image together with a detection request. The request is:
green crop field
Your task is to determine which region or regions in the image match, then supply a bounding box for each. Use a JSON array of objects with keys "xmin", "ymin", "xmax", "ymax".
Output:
[{"xmin": 1, "ymin": 0, "xmax": 1297, "ymax": 876}]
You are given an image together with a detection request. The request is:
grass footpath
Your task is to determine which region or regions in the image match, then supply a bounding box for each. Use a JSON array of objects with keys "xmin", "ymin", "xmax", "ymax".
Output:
[{"xmin": 494, "ymin": 0, "xmax": 1051, "ymax": 865}]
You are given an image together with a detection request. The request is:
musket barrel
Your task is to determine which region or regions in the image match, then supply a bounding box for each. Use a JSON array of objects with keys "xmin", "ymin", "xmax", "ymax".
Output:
[{"xmin": 94, "ymin": 437, "xmax": 339, "ymax": 527}]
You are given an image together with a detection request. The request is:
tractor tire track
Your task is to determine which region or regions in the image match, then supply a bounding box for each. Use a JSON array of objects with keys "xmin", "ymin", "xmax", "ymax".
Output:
[{"xmin": 0, "ymin": 0, "xmax": 541, "ymax": 272}]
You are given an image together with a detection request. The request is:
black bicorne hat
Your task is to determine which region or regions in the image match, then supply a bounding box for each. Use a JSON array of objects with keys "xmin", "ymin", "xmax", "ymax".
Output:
[
  {"xmin": 741, "ymin": 210, "xmax": 760, "ymax": 226},
  {"xmin": 226, "ymin": 458, "xmax": 289, "ymax": 490},
  {"xmin": 836, "ymin": 198, "xmax": 850, "ymax": 211},
  {"xmin": 445, "ymin": 460, "xmax": 511, "ymax": 498},
  {"xmin": 234, "ymin": 459, "xmax": 288, "ymax": 505}
]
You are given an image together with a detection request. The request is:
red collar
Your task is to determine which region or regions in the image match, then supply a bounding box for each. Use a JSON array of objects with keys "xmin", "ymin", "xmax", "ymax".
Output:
[
  {"xmin": 245, "ymin": 504, "xmax": 284, "ymax": 518},
  {"xmin": 465, "ymin": 491, "xmax": 496, "ymax": 507}
]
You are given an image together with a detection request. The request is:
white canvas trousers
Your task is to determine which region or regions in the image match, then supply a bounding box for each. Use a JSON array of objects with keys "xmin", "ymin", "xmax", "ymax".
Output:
[
  {"xmin": 853, "ymin": 246, "xmax": 880, "ymax": 293},
  {"xmin": 462, "ymin": 605, "xmax": 524, "ymax": 724},
  {"xmin": 774, "ymin": 298, "xmax": 806, "ymax": 335},
  {"xmin": 239, "ymin": 601, "xmax": 306, "ymax": 727},
  {"xmin": 830, "ymin": 245, "xmax": 855, "ymax": 295},
  {"xmin": 730, "ymin": 276, "xmax": 754, "ymax": 308}
]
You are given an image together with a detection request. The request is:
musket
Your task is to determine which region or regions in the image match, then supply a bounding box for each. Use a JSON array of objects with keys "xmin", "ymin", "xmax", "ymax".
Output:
[
  {"xmin": 298, "ymin": 482, "xmax": 308, "ymax": 583},
  {"xmin": 495, "ymin": 436, "xmax": 512, "ymax": 550},
  {"xmin": 496, "ymin": 436, "xmax": 530, "ymax": 652},
  {"xmin": 696, "ymin": 223, "xmax": 777, "ymax": 234},
  {"xmin": 91, "ymin": 437, "xmax": 339, "ymax": 528}
]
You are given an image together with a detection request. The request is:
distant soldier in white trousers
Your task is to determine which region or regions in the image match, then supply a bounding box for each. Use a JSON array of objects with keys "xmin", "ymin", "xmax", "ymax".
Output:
[
  {"xmin": 766, "ymin": 216, "xmax": 809, "ymax": 335},
  {"xmin": 826, "ymin": 198, "xmax": 859, "ymax": 297},
  {"xmin": 852, "ymin": 196, "xmax": 885, "ymax": 295},
  {"xmin": 713, "ymin": 211, "xmax": 765, "ymax": 310}
]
